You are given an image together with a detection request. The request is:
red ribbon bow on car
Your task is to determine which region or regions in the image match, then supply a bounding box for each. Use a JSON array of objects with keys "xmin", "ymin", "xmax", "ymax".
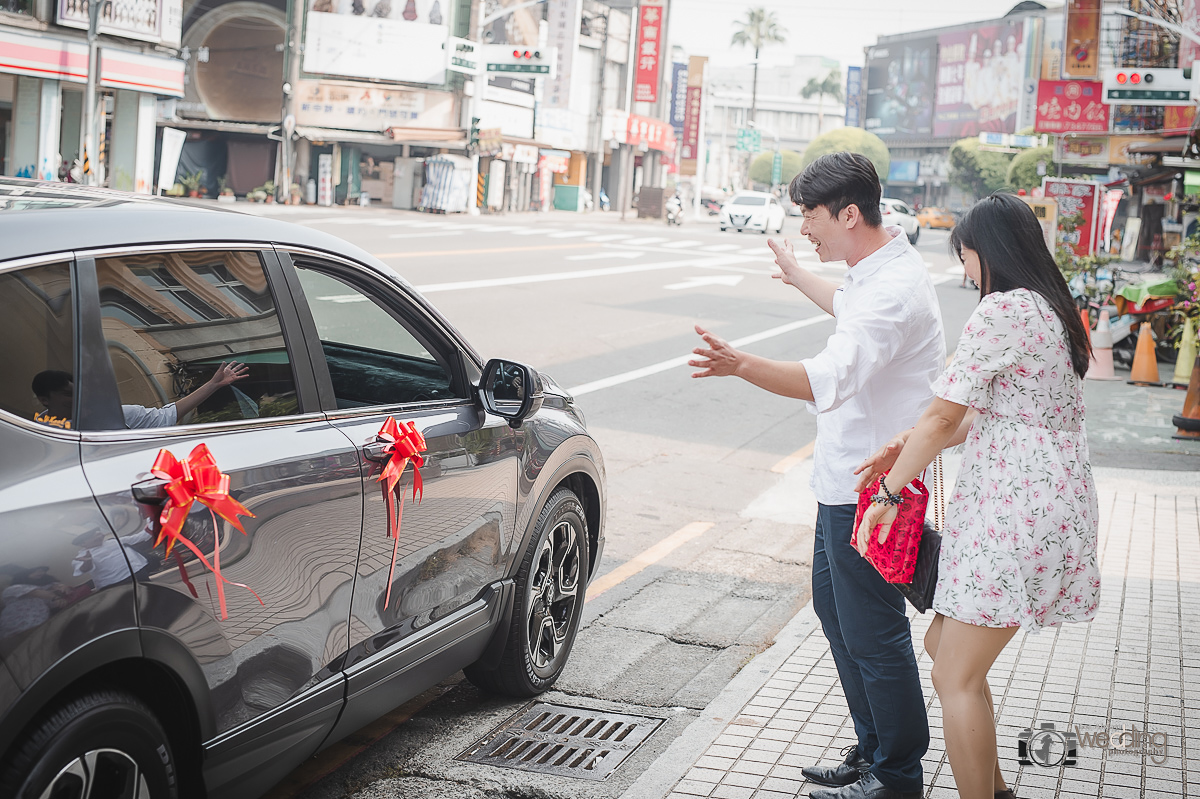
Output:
[
  {"xmin": 150, "ymin": 443, "xmax": 261, "ymax": 620},
  {"xmin": 374, "ymin": 417, "xmax": 427, "ymax": 609}
]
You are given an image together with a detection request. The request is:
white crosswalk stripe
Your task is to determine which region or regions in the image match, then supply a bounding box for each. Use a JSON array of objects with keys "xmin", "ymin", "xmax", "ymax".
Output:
[
  {"xmin": 585, "ymin": 234, "xmax": 633, "ymax": 242},
  {"xmin": 659, "ymin": 239, "xmax": 704, "ymax": 249},
  {"xmin": 546, "ymin": 230, "xmax": 597, "ymax": 238},
  {"xmin": 621, "ymin": 236, "xmax": 670, "ymax": 246}
]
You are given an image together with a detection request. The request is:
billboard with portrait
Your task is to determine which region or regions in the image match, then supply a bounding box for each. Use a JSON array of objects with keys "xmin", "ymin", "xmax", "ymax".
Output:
[
  {"xmin": 864, "ymin": 37, "xmax": 936, "ymax": 138},
  {"xmin": 304, "ymin": 0, "xmax": 449, "ymax": 85},
  {"xmin": 933, "ymin": 20, "xmax": 1025, "ymax": 138}
]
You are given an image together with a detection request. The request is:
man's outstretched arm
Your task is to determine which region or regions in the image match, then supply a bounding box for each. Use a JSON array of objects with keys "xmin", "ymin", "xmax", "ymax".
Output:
[
  {"xmin": 690, "ymin": 325, "xmax": 814, "ymax": 401},
  {"xmin": 768, "ymin": 238, "xmax": 839, "ymax": 316}
]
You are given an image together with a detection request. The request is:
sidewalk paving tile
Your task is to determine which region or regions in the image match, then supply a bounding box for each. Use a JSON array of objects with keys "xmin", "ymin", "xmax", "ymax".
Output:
[{"xmin": 654, "ymin": 485, "xmax": 1200, "ymax": 798}]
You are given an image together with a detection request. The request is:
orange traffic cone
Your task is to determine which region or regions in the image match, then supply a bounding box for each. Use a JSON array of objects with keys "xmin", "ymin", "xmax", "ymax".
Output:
[
  {"xmin": 1087, "ymin": 309, "xmax": 1118, "ymax": 381},
  {"xmin": 1128, "ymin": 322, "xmax": 1163, "ymax": 386},
  {"xmin": 1172, "ymin": 353, "xmax": 1200, "ymax": 440},
  {"xmin": 1081, "ymin": 309, "xmax": 1092, "ymax": 344}
]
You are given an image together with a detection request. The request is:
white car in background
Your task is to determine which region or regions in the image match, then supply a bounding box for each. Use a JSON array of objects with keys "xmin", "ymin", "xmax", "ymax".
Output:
[
  {"xmin": 720, "ymin": 191, "xmax": 786, "ymax": 234},
  {"xmin": 880, "ymin": 198, "xmax": 920, "ymax": 244}
]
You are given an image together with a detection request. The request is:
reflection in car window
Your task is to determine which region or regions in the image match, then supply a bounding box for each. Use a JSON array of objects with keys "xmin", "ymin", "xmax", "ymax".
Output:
[
  {"xmin": 293, "ymin": 266, "xmax": 459, "ymax": 408},
  {"xmin": 95, "ymin": 251, "xmax": 298, "ymax": 429},
  {"xmin": 730, "ymin": 196, "xmax": 768, "ymax": 206},
  {"xmin": 0, "ymin": 262, "xmax": 74, "ymax": 427}
]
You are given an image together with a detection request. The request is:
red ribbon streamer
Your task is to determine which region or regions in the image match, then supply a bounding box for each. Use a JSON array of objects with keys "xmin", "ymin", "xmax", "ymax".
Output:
[
  {"xmin": 150, "ymin": 443, "xmax": 261, "ymax": 619},
  {"xmin": 374, "ymin": 417, "xmax": 427, "ymax": 609}
]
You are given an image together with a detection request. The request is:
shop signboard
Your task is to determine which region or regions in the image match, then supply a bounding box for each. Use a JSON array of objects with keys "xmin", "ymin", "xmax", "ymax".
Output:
[
  {"xmin": 294, "ymin": 80, "xmax": 455, "ymax": 132},
  {"xmin": 864, "ymin": 37, "xmax": 936, "ymax": 138},
  {"xmin": 1034, "ymin": 79, "xmax": 1106, "ymax": 133},
  {"xmin": 543, "ymin": 0, "xmax": 581, "ymax": 109},
  {"xmin": 1062, "ymin": 0, "xmax": 1101, "ymax": 80},
  {"xmin": 633, "ymin": 0, "xmax": 665, "ymax": 103},
  {"xmin": 1108, "ymin": 135, "xmax": 1163, "ymax": 166},
  {"xmin": 933, "ymin": 20, "xmax": 1025, "ymax": 138},
  {"xmin": 1020, "ymin": 197, "xmax": 1059, "ymax": 255},
  {"xmin": 58, "ymin": 0, "xmax": 162, "ymax": 43},
  {"xmin": 1043, "ymin": 177, "xmax": 1100, "ymax": 256},
  {"xmin": 626, "ymin": 113, "xmax": 674, "ymax": 153},
  {"xmin": 1165, "ymin": 104, "xmax": 1197, "ymax": 133},
  {"xmin": 1055, "ymin": 134, "xmax": 1108, "ymax": 167},
  {"xmin": 679, "ymin": 56, "xmax": 705, "ymax": 176},
  {"xmin": 303, "ymin": 0, "xmax": 448, "ymax": 85},
  {"xmin": 845, "ymin": 65, "xmax": 863, "ymax": 128},
  {"xmin": 318, "ymin": 153, "xmax": 334, "ymax": 207},
  {"xmin": 669, "ymin": 62, "xmax": 688, "ymax": 135}
]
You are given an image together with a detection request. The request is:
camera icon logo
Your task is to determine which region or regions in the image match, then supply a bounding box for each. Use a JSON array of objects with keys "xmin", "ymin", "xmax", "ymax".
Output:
[{"xmin": 1018, "ymin": 722, "xmax": 1078, "ymax": 767}]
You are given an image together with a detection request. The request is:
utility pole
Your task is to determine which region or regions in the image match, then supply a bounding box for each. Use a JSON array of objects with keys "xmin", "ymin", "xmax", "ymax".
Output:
[
  {"xmin": 589, "ymin": 4, "xmax": 609, "ymax": 213},
  {"xmin": 278, "ymin": 0, "xmax": 299, "ymax": 202},
  {"xmin": 82, "ymin": 0, "xmax": 104, "ymax": 186}
]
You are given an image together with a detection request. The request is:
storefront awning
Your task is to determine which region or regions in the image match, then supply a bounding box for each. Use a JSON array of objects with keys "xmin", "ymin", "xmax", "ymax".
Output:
[
  {"xmin": 385, "ymin": 127, "xmax": 469, "ymax": 149},
  {"xmin": 160, "ymin": 119, "xmax": 278, "ymax": 135},
  {"xmin": 297, "ymin": 127, "xmax": 397, "ymax": 146},
  {"xmin": 1129, "ymin": 167, "xmax": 1180, "ymax": 188},
  {"xmin": 1129, "ymin": 137, "xmax": 1188, "ymax": 155}
]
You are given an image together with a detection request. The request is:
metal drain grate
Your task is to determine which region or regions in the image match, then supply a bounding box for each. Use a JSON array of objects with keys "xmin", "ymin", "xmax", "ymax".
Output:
[{"xmin": 457, "ymin": 702, "xmax": 664, "ymax": 781}]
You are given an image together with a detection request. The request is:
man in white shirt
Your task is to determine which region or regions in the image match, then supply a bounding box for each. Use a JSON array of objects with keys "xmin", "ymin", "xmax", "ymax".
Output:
[{"xmin": 690, "ymin": 153, "xmax": 944, "ymax": 799}]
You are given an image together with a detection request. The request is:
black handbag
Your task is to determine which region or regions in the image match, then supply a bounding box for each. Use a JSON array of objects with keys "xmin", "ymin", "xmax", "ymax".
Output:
[{"xmin": 892, "ymin": 456, "xmax": 943, "ymax": 614}]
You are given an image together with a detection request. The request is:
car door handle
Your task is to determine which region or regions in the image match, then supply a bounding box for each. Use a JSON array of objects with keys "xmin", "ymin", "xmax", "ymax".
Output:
[
  {"xmin": 363, "ymin": 441, "xmax": 390, "ymax": 462},
  {"xmin": 131, "ymin": 477, "xmax": 168, "ymax": 504}
]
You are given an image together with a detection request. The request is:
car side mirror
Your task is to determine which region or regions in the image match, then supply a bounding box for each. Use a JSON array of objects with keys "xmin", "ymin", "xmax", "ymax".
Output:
[{"xmin": 479, "ymin": 358, "xmax": 544, "ymax": 428}]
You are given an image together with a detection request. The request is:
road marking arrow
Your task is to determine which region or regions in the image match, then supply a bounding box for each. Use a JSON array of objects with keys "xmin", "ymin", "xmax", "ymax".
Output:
[{"xmin": 664, "ymin": 275, "xmax": 745, "ymax": 290}]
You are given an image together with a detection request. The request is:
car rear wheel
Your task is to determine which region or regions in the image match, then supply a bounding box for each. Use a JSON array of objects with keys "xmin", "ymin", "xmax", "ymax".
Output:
[
  {"xmin": 908, "ymin": 227, "xmax": 920, "ymax": 245},
  {"xmin": 0, "ymin": 689, "xmax": 178, "ymax": 799},
  {"xmin": 464, "ymin": 488, "xmax": 589, "ymax": 697}
]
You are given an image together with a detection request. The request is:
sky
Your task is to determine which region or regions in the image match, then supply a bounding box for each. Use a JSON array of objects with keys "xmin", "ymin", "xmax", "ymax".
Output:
[{"xmin": 668, "ymin": 0, "xmax": 1057, "ymax": 73}]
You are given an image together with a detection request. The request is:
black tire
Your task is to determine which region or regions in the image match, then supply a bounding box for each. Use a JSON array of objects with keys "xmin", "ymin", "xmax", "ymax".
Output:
[
  {"xmin": 0, "ymin": 689, "xmax": 178, "ymax": 799},
  {"xmin": 465, "ymin": 488, "xmax": 589, "ymax": 697},
  {"xmin": 908, "ymin": 227, "xmax": 920, "ymax": 245}
]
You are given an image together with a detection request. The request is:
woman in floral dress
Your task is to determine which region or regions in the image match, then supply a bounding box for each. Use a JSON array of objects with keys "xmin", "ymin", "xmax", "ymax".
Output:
[{"xmin": 854, "ymin": 193, "xmax": 1099, "ymax": 799}]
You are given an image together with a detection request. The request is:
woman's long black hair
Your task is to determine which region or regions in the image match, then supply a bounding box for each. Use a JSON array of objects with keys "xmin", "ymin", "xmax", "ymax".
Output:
[{"xmin": 950, "ymin": 192, "xmax": 1091, "ymax": 379}]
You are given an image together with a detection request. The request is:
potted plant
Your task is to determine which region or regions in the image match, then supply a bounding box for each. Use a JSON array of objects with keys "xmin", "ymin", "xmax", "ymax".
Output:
[
  {"xmin": 290, "ymin": 182, "xmax": 303, "ymax": 205},
  {"xmin": 260, "ymin": 181, "xmax": 276, "ymax": 204},
  {"xmin": 180, "ymin": 171, "xmax": 204, "ymax": 198},
  {"xmin": 217, "ymin": 176, "xmax": 236, "ymax": 204}
]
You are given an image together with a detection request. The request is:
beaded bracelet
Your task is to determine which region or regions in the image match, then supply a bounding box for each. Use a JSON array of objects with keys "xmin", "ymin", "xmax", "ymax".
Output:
[{"xmin": 871, "ymin": 476, "xmax": 904, "ymax": 507}]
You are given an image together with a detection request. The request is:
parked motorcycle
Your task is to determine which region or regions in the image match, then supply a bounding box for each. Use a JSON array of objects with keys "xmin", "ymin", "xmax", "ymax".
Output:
[
  {"xmin": 1072, "ymin": 268, "xmax": 1178, "ymax": 367},
  {"xmin": 666, "ymin": 195, "xmax": 683, "ymax": 226}
]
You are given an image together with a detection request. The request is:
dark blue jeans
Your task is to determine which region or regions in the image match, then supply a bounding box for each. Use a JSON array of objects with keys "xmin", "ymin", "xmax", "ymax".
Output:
[{"xmin": 812, "ymin": 502, "xmax": 928, "ymax": 793}]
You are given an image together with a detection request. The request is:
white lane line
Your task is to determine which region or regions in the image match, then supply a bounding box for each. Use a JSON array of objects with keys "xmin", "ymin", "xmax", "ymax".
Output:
[
  {"xmin": 622, "ymin": 236, "xmax": 670, "ymax": 245},
  {"xmin": 567, "ymin": 313, "xmax": 833, "ymax": 396},
  {"xmin": 565, "ymin": 250, "xmax": 646, "ymax": 261},
  {"xmin": 659, "ymin": 239, "xmax": 704, "ymax": 249},
  {"xmin": 586, "ymin": 234, "xmax": 633, "ymax": 242},
  {"xmin": 699, "ymin": 244, "xmax": 742, "ymax": 252},
  {"xmin": 388, "ymin": 231, "xmax": 462, "ymax": 239},
  {"xmin": 510, "ymin": 228, "xmax": 558, "ymax": 236},
  {"xmin": 664, "ymin": 275, "xmax": 744, "ymax": 290},
  {"xmin": 414, "ymin": 255, "xmax": 719, "ymax": 293},
  {"xmin": 546, "ymin": 230, "xmax": 597, "ymax": 238}
]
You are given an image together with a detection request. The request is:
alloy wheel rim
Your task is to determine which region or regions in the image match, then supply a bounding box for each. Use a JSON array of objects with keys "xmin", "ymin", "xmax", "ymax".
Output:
[
  {"xmin": 38, "ymin": 748, "xmax": 151, "ymax": 799},
  {"xmin": 526, "ymin": 519, "xmax": 581, "ymax": 673}
]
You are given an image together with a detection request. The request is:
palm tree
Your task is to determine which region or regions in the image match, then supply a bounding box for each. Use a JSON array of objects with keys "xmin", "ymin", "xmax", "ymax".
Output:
[
  {"xmin": 800, "ymin": 69, "xmax": 844, "ymax": 136},
  {"xmin": 730, "ymin": 8, "xmax": 787, "ymax": 127}
]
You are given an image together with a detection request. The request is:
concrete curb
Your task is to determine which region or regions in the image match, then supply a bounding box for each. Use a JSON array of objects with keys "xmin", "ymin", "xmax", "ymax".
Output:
[{"xmin": 619, "ymin": 602, "xmax": 822, "ymax": 799}]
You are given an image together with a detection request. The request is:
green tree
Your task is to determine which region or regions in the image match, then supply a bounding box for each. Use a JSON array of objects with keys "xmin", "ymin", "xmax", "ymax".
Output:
[
  {"xmin": 749, "ymin": 149, "xmax": 804, "ymax": 186},
  {"xmin": 1007, "ymin": 146, "xmax": 1059, "ymax": 192},
  {"xmin": 731, "ymin": 8, "xmax": 787, "ymax": 126},
  {"xmin": 800, "ymin": 70, "xmax": 844, "ymax": 136},
  {"xmin": 801, "ymin": 128, "xmax": 890, "ymax": 182},
  {"xmin": 948, "ymin": 137, "xmax": 1013, "ymax": 199}
]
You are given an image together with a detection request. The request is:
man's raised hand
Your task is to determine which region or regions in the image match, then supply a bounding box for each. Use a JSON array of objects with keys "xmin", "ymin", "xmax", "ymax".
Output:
[
  {"xmin": 689, "ymin": 325, "xmax": 741, "ymax": 378},
  {"xmin": 768, "ymin": 237, "xmax": 803, "ymax": 287}
]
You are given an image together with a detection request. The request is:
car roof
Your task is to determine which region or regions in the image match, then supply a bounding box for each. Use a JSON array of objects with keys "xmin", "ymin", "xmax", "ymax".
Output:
[
  {"xmin": 0, "ymin": 177, "xmax": 381, "ymax": 267},
  {"xmin": 731, "ymin": 191, "xmax": 773, "ymax": 198}
]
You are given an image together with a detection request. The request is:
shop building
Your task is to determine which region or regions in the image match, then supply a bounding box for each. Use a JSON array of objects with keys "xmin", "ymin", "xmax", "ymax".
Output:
[{"xmin": 0, "ymin": 0, "xmax": 184, "ymax": 189}]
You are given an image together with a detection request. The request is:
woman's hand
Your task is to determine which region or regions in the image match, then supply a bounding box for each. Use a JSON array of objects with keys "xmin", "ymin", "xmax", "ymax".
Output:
[
  {"xmin": 853, "ymin": 430, "xmax": 911, "ymax": 493},
  {"xmin": 855, "ymin": 502, "xmax": 899, "ymax": 557}
]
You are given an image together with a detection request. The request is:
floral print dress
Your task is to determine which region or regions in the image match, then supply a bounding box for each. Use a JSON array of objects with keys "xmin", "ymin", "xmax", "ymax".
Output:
[{"xmin": 932, "ymin": 288, "xmax": 1100, "ymax": 631}]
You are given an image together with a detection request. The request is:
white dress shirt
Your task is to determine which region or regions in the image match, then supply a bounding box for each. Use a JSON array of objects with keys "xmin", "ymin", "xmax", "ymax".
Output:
[
  {"xmin": 800, "ymin": 226, "xmax": 946, "ymax": 505},
  {"xmin": 123, "ymin": 403, "xmax": 177, "ymax": 428}
]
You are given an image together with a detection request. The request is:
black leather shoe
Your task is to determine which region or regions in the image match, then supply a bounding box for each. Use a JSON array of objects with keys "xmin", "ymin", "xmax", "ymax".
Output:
[
  {"xmin": 809, "ymin": 773, "xmax": 922, "ymax": 799},
  {"xmin": 801, "ymin": 744, "xmax": 871, "ymax": 788}
]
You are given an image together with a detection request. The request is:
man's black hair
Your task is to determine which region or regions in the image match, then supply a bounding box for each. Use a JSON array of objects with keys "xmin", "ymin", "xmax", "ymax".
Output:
[
  {"xmin": 32, "ymin": 370, "xmax": 73, "ymax": 398},
  {"xmin": 788, "ymin": 152, "xmax": 883, "ymax": 227}
]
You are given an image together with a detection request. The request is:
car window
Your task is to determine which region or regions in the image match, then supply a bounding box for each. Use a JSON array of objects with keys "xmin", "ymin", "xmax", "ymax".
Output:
[
  {"xmin": 95, "ymin": 250, "xmax": 299, "ymax": 428},
  {"xmin": 292, "ymin": 265, "xmax": 460, "ymax": 408},
  {"xmin": 731, "ymin": 196, "xmax": 768, "ymax": 206},
  {"xmin": 0, "ymin": 262, "xmax": 75, "ymax": 429}
]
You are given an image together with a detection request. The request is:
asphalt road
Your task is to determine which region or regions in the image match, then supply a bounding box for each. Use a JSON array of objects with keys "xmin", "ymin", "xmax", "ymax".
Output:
[{"xmin": 239, "ymin": 204, "xmax": 983, "ymax": 799}]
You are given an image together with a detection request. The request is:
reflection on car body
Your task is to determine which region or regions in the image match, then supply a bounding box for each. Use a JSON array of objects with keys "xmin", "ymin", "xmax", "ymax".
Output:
[{"xmin": 0, "ymin": 178, "xmax": 606, "ymax": 799}]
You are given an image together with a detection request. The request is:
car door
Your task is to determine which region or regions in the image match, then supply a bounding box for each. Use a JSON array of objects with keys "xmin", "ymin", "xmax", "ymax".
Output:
[
  {"xmin": 73, "ymin": 247, "xmax": 364, "ymax": 797},
  {"xmin": 275, "ymin": 248, "xmax": 518, "ymax": 735}
]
